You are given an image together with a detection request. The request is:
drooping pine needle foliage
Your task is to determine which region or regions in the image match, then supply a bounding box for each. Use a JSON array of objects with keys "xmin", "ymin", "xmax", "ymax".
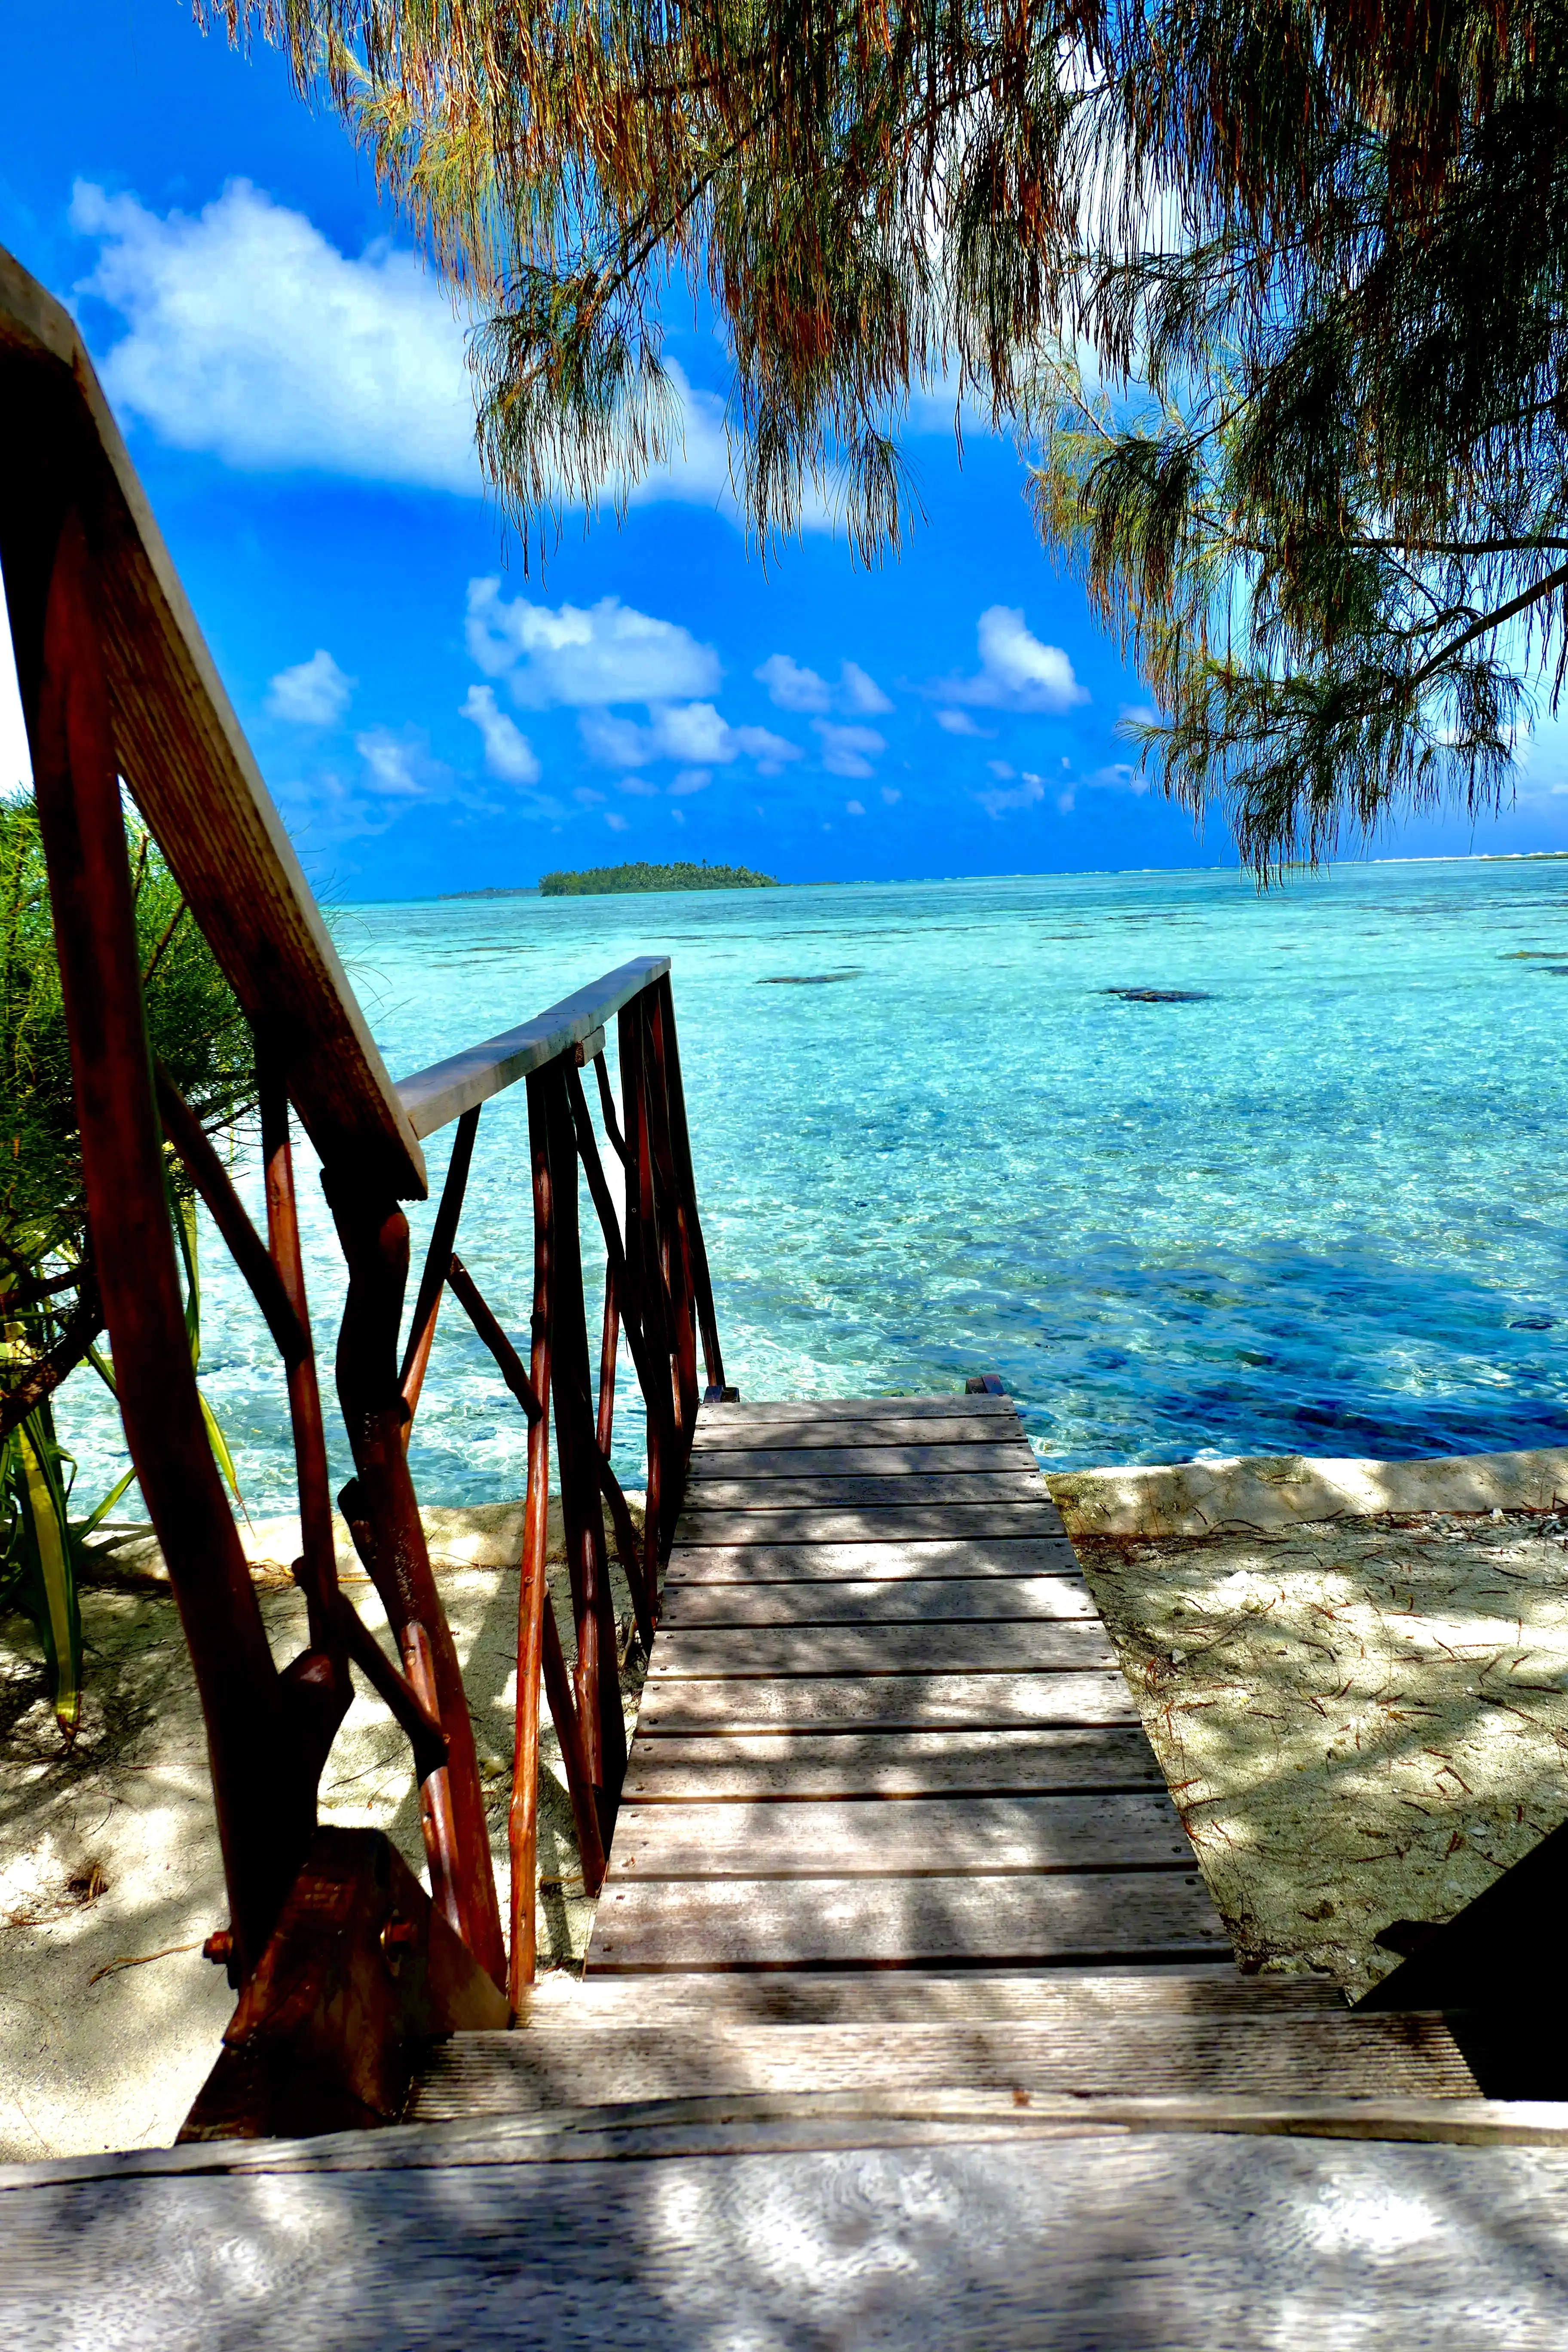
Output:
[
  {"xmin": 209, "ymin": 1, "xmax": 1568, "ymax": 867},
  {"xmin": 0, "ymin": 793, "xmax": 257, "ymax": 1734}
]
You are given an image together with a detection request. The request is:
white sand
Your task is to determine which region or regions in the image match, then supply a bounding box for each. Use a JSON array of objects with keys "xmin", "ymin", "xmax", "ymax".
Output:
[{"xmin": 0, "ymin": 1500, "xmax": 645, "ymax": 2161}]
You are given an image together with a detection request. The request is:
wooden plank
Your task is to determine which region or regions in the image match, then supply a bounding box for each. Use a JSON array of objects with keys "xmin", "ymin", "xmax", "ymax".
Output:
[
  {"xmin": 679, "ymin": 1473, "xmax": 1052, "ymax": 1508},
  {"xmin": 0, "ymin": 247, "xmax": 427, "ymax": 1197},
  {"xmin": 648, "ymin": 1623, "xmax": 1118, "ymax": 1676},
  {"xmin": 519, "ymin": 1967, "xmax": 1346, "ymax": 2027},
  {"xmin": 605, "ymin": 1794, "xmax": 1196, "ymax": 1877},
  {"xmin": 665, "ymin": 1537, "xmax": 1082, "ymax": 1581},
  {"xmin": 692, "ymin": 1416, "xmax": 1036, "ymax": 1453},
  {"xmin": 395, "ymin": 956, "xmax": 668, "ymax": 1139},
  {"xmin": 689, "ymin": 1442, "xmax": 1040, "ymax": 1478},
  {"xmin": 697, "ymin": 1394, "xmax": 1020, "ymax": 1423},
  {"xmin": 659, "ymin": 1577, "xmax": 1101, "ymax": 1628},
  {"xmin": 622, "ymin": 1728, "xmax": 1170, "ymax": 1801},
  {"xmin": 672, "ymin": 1507, "xmax": 1067, "ymax": 1545},
  {"xmin": 18, "ymin": 2122, "xmax": 1568, "ymax": 2340},
  {"xmin": 589, "ymin": 1869, "xmax": 1230, "ymax": 1968},
  {"xmin": 407, "ymin": 2011, "xmax": 1477, "ymax": 2118},
  {"xmin": 636, "ymin": 1671, "xmax": 1141, "ymax": 1733}
]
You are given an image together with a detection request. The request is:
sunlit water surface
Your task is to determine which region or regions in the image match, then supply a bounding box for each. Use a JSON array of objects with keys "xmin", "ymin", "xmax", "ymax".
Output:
[{"xmin": 54, "ymin": 858, "xmax": 1568, "ymax": 1513}]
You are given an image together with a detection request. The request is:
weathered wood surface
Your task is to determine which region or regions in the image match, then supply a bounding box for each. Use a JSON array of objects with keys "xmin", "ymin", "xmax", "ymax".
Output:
[
  {"xmin": 12, "ymin": 2131, "xmax": 1564, "ymax": 2348},
  {"xmin": 605, "ymin": 1793, "xmax": 1196, "ymax": 1877},
  {"xmin": 692, "ymin": 1414, "xmax": 1035, "ymax": 1452},
  {"xmin": 621, "ymin": 1727, "xmax": 1172, "ymax": 1800},
  {"xmin": 0, "ymin": 245, "xmax": 426, "ymax": 1197},
  {"xmin": 526, "ymin": 1967, "xmax": 1349, "ymax": 2026},
  {"xmin": 680, "ymin": 1472, "xmax": 1054, "ymax": 1508},
  {"xmin": 648, "ymin": 1622, "xmax": 1119, "ymax": 1675},
  {"xmin": 665, "ymin": 1536, "xmax": 1082, "ymax": 1580},
  {"xmin": 637, "ymin": 1668, "xmax": 1142, "ymax": 1732},
  {"xmin": 697, "ymin": 1394, "xmax": 1020, "ymax": 1424},
  {"xmin": 590, "ymin": 1869, "xmax": 1229, "ymax": 1969},
  {"xmin": 409, "ymin": 2011, "xmax": 1479, "ymax": 2116},
  {"xmin": 688, "ymin": 1442, "xmax": 1040, "ymax": 1478},
  {"xmin": 395, "ymin": 956, "xmax": 669, "ymax": 1139},
  {"xmin": 660, "ymin": 1575, "xmax": 1101, "ymax": 1626},
  {"xmin": 673, "ymin": 1504, "xmax": 1068, "ymax": 1544}
]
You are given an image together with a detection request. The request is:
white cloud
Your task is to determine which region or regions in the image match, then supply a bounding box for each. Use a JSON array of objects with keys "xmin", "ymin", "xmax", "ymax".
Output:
[
  {"xmin": 845, "ymin": 798, "xmax": 866, "ymax": 815},
  {"xmin": 71, "ymin": 181, "xmax": 760, "ymax": 519},
  {"xmin": 732, "ymin": 724, "xmax": 801, "ymax": 776},
  {"xmin": 605, "ymin": 809, "xmax": 628, "ymax": 830},
  {"xmin": 815, "ymin": 720, "xmax": 885, "ymax": 779},
  {"xmin": 73, "ymin": 179, "xmax": 482, "ymax": 493},
  {"xmin": 986, "ymin": 759, "xmax": 1014, "ymax": 779},
  {"xmin": 355, "ymin": 728, "xmax": 429, "ymax": 797},
  {"xmin": 670, "ymin": 768, "xmax": 713, "ymax": 796},
  {"xmin": 573, "ymin": 784, "xmax": 606, "ymax": 805},
  {"xmin": 616, "ymin": 775, "xmax": 661, "ymax": 798},
  {"xmin": 468, "ymin": 580, "xmax": 720, "ymax": 708},
  {"xmin": 939, "ymin": 606, "xmax": 1090, "ymax": 713},
  {"xmin": 460, "ymin": 684, "xmax": 541, "ymax": 784},
  {"xmin": 757, "ymin": 654, "xmax": 831, "ymax": 713},
  {"xmin": 657, "ymin": 701, "xmax": 732, "ymax": 764},
  {"xmin": 881, "ymin": 786, "xmax": 901, "ymax": 806},
  {"xmin": 841, "ymin": 662, "xmax": 893, "ymax": 716},
  {"xmin": 976, "ymin": 769, "xmax": 1047, "ymax": 818},
  {"xmin": 580, "ymin": 699, "xmax": 800, "ymax": 776},
  {"xmin": 758, "ymin": 652, "xmax": 893, "ymax": 718},
  {"xmin": 266, "ymin": 648, "xmax": 355, "ymax": 726},
  {"xmin": 937, "ymin": 708, "xmax": 988, "ymax": 738}
]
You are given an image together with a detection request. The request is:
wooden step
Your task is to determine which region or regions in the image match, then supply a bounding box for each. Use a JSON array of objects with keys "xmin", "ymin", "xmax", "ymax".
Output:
[
  {"xmin": 622, "ymin": 1727, "xmax": 1171, "ymax": 1801},
  {"xmin": 407, "ymin": 1984, "xmax": 1477, "ymax": 2122},
  {"xmin": 660, "ymin": 1575, "xmax": 1100, "ymax": 1627},
  {"xmin": 665, "ymin": 1537, "xmax": 1082, "ymax": 1580}
]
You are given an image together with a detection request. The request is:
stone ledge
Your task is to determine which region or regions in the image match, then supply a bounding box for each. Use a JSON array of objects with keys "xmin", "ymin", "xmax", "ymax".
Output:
[{"xmin": 1049, "ymin": 1445, "xmax": 1568, "ymax": 1540}]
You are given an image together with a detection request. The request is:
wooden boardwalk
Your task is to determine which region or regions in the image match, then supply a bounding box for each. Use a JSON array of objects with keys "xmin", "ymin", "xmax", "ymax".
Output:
[{"xmin": 412, "ymin": 1389, "xmax": 1479, "ymax": 2117}]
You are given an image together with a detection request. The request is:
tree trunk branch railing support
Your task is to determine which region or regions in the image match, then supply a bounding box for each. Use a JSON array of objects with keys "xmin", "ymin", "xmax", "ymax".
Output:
[{"xmin": 0, "ymin": 234, "xmax": 729, "ymax": 2126}]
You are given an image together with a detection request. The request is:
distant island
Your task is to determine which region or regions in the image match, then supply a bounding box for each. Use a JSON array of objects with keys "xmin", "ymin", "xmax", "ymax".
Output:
[
  {"xmin": 438, "ymin": 885, "xmax": 540, "ymax": 899},
  {"xmin": 539, "ymin": 860, "xmax": 779, "ymax": 897}
]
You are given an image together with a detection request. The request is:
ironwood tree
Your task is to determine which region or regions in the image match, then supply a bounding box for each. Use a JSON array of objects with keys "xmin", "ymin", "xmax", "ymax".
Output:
[{"xmin": 212, "ymin": 1, "xmax": 1568, "ymax": 868}]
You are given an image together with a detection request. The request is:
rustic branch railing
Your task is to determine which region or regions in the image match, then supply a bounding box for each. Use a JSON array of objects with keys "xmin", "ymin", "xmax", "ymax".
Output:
[
  {"xmin": 392, "ymin": 960, "xmax": 730, "ymax": 2000},
  {"xmin": 0, "ymin": 239, "xmax": 729, "ymax": 2119}
]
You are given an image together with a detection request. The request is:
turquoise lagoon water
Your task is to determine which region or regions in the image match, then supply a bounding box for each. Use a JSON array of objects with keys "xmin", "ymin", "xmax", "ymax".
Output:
[{"xmin": 53, "ymin": 857, "xmax": 1568, "ymax": 1513}]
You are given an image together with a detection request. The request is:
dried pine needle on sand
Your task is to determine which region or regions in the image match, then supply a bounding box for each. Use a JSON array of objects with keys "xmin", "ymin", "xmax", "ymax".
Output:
[{"xmin": 1077, "ymin": 1511, "xmax": 1568, "ymax": 2000}]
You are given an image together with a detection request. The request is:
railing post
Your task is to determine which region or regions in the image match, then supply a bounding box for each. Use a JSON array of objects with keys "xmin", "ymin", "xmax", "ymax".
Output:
[
  {"xmin": 655, "ymin": 972, "xmax": 728, "ymax": 1396},
  {"xmin": 326, "ymin": 1173, "xmax": 507, "ymax": 1992},
  {"xmin": 22, "ymin": 510, "xmax": 327, "ymax": 1980},
  {"xmin": 544, "ymin": 1060, "xmax": 628, "ymax": 1820}
]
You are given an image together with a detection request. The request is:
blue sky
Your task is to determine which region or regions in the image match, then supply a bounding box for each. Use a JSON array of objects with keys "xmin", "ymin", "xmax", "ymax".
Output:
[{"xmin": 4, "ymin": 2, "xmax": 1568, "ymax": 897}]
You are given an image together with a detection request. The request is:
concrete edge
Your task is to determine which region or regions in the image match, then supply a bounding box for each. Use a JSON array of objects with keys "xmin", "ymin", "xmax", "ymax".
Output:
[{"xmin": 1047, "ymin": 1445, "xmax": 1568, "ymax": 1541}]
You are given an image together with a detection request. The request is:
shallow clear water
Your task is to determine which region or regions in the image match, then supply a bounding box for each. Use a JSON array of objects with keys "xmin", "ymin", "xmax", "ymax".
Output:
[{"xmin": 52, "ymin": 858, "xmax": 1568, "ymax": 1513}]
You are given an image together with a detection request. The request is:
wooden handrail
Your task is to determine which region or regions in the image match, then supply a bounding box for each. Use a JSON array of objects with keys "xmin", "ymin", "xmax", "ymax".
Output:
[
  {"xmin": 3, "ymin": 233, "xmax": 732, "ymax": 2106},
  {"xmin": 0, "ymin": 244, "xmax": 426, "ymax": 1200},
  {"xmin": 395, "ymin": 956, "xmax": 671, "ymax": 1137}
]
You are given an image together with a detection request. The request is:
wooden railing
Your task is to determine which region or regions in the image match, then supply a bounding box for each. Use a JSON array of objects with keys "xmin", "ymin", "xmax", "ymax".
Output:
[
  {"xmin": 392, "ymin": 959, "xmax": 730, "ymax": 1997},
  {"xmin": 0, "ymin": 240, "xmax": 729, "ymax": 2122}
]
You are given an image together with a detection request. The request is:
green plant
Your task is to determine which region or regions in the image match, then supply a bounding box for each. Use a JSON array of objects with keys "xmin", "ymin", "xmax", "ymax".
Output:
[{"xmin": 0, "ymin": 792, "xmax": 257, "ymax": 1739}]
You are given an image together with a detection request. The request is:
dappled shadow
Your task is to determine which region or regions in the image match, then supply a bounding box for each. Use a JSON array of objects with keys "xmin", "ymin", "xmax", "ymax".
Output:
[
  {"xmin": 12, "ymin": 2124, "xmax": 1568, "ymax": 2345},
  {"xmin": 1077, "ymin": 1511, "xmax": 1568, "ymax": 1997}
]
